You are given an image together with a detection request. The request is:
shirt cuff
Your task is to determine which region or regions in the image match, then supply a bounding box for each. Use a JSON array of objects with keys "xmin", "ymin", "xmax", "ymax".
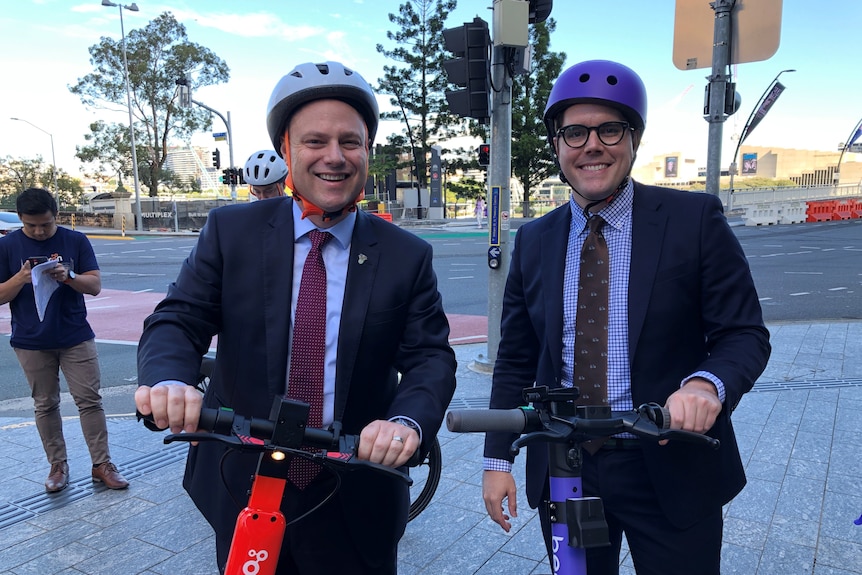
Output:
[
  {"xmin": 153, "ymin": 380, "xmax": 187, "ymax": 387},
  {"xmin": 682, "ymin": 371, "xmax": 726, "ymax": 404},
  {"xmin": 483, "ymin": 457, "xmax": 513, "ymax": 473},
  {"xmin": 389, "ymin": 416, "xmax": 422, "ymax": 443}
]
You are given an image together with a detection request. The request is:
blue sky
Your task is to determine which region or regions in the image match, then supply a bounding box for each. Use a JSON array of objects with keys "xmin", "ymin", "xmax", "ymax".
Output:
[{"xmin": 2, "ymin": 0, "xmax": 860, "ymax": 177}]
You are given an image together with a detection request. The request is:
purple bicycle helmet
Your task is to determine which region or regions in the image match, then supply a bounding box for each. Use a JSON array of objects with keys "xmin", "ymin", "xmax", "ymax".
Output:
[
  {"xmin": 266, "ymin": 61, "xmax": 379, "ymax": 155},
  {"xmin": 543, "ymin": 60, "xmax": 647, "ymax": 145}
]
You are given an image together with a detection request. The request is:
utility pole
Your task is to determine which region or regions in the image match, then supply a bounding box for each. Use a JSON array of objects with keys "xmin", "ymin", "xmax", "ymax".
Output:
[
  {"xmin": 703, "ymin": 0, "xmax": 734, "ymax": 197},
  {"xmin": 482, "ymin": 28, "xmax": 514, "ymax": 368}
]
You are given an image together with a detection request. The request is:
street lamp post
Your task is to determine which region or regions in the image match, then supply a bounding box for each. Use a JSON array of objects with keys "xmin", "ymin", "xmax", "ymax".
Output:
[
  {"xmin": 728, "ymin": 69, "xmax": 795, "ymax": 211},
  {"xmin": 10, "ymin": 117, "xmax": 59, "ymax": 206},
  {"xmin": 101, "ymin": 0, "xmax": 143, "ymax": 232}
]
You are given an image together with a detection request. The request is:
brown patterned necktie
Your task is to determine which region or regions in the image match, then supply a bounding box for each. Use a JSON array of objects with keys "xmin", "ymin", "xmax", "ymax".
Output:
[
  {"xmin": 574, "ymin": 215, "xmax": 609, "ymax": 454},
  {"xmin": 287, "ymin": 229, "xmax": 332, "ymax": 488}
]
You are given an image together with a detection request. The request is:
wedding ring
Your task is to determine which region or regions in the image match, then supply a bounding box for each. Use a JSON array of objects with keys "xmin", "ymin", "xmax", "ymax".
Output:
[{"xmin": 392, "ymin": 436, "xmax": 404, "ymax": 443}]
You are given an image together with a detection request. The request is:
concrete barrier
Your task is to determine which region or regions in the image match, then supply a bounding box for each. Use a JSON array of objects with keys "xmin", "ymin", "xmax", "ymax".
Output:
[
  {"xmin": 778, "ymin": 202, "xmax": 807, "ymax": 225},
  {"xmin": 743, "ymin": 204, "xmax": 779, "ymax": 226}
]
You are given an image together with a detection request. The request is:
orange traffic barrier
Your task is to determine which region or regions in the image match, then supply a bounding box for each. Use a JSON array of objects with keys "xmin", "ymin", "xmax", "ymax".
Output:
[
  {"xmin": 373, "ymin": 212, "xmax": 393, "ymax": 222},
  {"xmin": 852, "ymin": 200, "xmax": 862, "ymax": 219},
  {"xmin": 805, "ymin": 200, "xmax": 838, "ymax": 222},
  {"xmin": 835, "ymin": 201, "xmax": 854, "ymax": 220}
]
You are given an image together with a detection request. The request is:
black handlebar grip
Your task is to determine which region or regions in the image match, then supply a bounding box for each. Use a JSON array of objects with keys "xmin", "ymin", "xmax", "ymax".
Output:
[
  {"xmin": 639, "ymin": 402, "xmax": 671, "ymax": 430},
  {"xmin": 446, "ymin": 408, "xmax": 529, "ymax": 433}
]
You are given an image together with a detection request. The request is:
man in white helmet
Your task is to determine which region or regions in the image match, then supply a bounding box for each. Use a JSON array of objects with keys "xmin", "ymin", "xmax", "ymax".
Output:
[
  {"xmin": 135, "ymin": 62, "xmax": 456, "ymax": 574},
  {"xmin": 243, "ymin": 149, "xmax": 288, "ymax": 200}
]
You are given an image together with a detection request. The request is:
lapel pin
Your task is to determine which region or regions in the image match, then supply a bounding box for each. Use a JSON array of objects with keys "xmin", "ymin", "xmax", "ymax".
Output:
[{"xmin": 358, "ymin": 254, "xmax": 368, "ymax": 265}]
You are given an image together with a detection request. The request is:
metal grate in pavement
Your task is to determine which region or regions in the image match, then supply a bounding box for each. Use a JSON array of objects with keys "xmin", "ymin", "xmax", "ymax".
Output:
[
  {"xmin": 752, "ymin": 378, "xmax": 862, "ymax": 392},
  {"xmin": 0, "ymin": 441, "xmax": 188, "ymax": 531}
]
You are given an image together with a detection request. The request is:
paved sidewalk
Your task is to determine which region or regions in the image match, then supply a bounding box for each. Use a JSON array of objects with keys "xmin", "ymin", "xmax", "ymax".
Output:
[{"xmin": 1, "ymin": 321, "xmax": 861, "ymax": 574}]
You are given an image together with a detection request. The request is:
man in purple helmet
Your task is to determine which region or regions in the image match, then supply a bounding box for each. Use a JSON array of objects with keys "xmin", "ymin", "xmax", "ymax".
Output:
[{"xmin": 482, "ymin": 60, "xmax": 770, "ymax": 574}]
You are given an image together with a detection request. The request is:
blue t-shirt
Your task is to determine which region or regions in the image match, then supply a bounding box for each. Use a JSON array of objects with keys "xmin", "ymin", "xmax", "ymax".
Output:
[{"xmin": 0, "ymin": 227, "xmax": 98, "ymax": 349}]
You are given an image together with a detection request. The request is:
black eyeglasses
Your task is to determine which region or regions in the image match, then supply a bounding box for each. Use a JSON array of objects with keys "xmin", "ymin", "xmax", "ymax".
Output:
[{"xmin": 555, "ymin": 122, "xmax": 631, "ymax": 149}]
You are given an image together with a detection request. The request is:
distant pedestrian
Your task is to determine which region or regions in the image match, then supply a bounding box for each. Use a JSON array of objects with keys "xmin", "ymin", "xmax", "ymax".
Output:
[
  {"xmin": 0, "ymin": 188, "xmax": 128, "ymax": 493},
  {"xmin": 475, "ymin": 196, "xmax": 485, "ymax": 228}
]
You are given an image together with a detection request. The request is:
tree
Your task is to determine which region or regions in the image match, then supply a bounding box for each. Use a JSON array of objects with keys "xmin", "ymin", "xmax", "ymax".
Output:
[
  {"xmin": 70, "ymin": 12, "xmax": 229, "ymax": 197},
  {"xmin": 376, "ymin": 0, "xmax": 458, "ymax": 189},
  {"xmin": 511, "ymin": 19, "xmax": 565, "ymax": 217},
  {"xmin": 0, "ymin": 156, "xmax": 83, "ymax": 209}
]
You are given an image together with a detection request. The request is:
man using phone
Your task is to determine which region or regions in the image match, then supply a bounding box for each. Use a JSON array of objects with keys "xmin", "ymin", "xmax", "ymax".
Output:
[{"xmin": 0, "ymin": 188, "xmax": 128, "ymax": 493}]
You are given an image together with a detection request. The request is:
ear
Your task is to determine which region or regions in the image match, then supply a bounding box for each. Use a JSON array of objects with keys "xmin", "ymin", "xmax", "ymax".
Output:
[{"xmin": 631, "ymin": 130, "xmax": 643, "ymax": 153}]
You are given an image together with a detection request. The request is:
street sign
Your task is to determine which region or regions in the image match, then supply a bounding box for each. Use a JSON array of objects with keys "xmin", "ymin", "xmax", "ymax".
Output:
[
  {"xmin": 213, "ymin": 132, "xmax": 227, "ymax": 141},
  {"xmin": 673, "ymin": 0, "xmax": 783, "ymax": 70},
  {"xmin": 489, "ymin": 186, "xmax": 501, "ymax": 247}
]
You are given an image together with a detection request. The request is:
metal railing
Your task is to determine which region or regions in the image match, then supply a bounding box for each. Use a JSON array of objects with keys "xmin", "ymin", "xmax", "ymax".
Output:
[{"xmin": 722, "ymin": 184, "xmax": 862, "ymax": 209}]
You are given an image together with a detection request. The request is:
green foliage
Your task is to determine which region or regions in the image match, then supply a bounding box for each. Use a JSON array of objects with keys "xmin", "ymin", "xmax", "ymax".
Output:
[
  {"xmin": 0, "ymin": 156, "xmax": 84, "ymax": 209},
  {"xmin": 70, "ymin": 12, "xmax": 229, "ymax": 197},
  {"xmin": 511, "ymin": 19, "xmax": 566, "ymax": 212},
  {"xmin": 447, "ymin": 176, "xmax": 485, "ymax": 200},
  {"xmin": 375, "ymin": 0, "xmax": 458, "ymax": 188}
]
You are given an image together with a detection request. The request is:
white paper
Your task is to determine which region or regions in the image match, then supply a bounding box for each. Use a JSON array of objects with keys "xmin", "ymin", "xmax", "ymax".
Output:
[{"xmin": 30, "ymin": 259, "xmax": 61, "ymax": 322}]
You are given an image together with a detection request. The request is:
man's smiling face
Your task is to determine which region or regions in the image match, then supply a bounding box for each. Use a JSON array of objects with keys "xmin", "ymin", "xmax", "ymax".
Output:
[{"xmin": 286, "ymin": 99, "xmax": 368, "ymax": 220}]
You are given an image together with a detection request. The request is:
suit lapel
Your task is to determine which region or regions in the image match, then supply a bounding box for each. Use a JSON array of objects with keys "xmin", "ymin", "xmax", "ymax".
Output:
[
  {"xmin": 262, "ymin": 198, "xmax": 296, "ymax": 398},
  {"xmin": 333, "ymin": 211, "xmax": 379, "ymax": 421},
  {"xmin": 542, "ymin": 207, "xmax": 570, "ymax": 383},
  {"xmin": 628, "ymin": 184, "xmax": 666, "ymax": 362}
]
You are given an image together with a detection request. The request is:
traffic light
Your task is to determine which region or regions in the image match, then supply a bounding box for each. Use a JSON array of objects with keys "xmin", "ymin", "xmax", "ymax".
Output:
[
  {"xmin": 221, "ymin": 168, "xmax": 230, "ymax": 184},
  {"xmin": 442, "ymin": 16, "xmax": 491, "ymax": 122},
  {"xmin": 478, "ymin": 143, "xmax": 490, "ymax": 166},
  {"xmin": 236, "ymin": 167, "xmax": 245, "ymax": 186},
  {"xmin": 212, "ymin": 149, "xmax": 221, "ymax": 169}
]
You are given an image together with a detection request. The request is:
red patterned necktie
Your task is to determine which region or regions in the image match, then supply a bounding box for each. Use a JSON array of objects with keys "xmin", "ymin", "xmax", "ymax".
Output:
[
  {"xmin": 574, "ymin": 216, "xmax": 609, "ymax": 455},
  {"xmin": 287, "ymin": 229, "xmax": 332, "ymax": 488}
]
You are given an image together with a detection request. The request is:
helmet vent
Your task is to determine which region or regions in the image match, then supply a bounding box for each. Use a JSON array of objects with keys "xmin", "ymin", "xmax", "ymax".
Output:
[
  {"xmin": 578, "ymin": 73, "xmax": 590, "ymax": 83},
  {"xmin": 606, "ymin": 75, "xmax": 619, "ymax": 86},
  {"xmin": 317, "ymin": 63, "xmax": 330, "ymax": 75}
]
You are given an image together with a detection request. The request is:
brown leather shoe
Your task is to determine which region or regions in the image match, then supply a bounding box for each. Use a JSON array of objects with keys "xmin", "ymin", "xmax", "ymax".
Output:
[
  {"xmin": 91, "ymin": 461, "xmax": 129, "ymax": 490},
  {"xmin": 45, "ymin": 461, "xmax": 69, "ymax": 493}
]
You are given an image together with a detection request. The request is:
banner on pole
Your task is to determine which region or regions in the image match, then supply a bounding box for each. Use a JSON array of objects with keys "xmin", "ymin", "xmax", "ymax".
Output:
[
  {"xmin": 743, "ymin": 82, "xmax": 785, "ymax": 143},
  {"xmin": 742, "ymin": 153, "xmax": 758, "ymax": 175}
]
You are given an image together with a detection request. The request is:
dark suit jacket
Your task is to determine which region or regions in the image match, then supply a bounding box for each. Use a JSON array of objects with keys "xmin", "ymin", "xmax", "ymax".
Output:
[
  {"xmin": 484, "ymin": 182, "xmax": 770, "ymax": 529},
  {"xmin": 138, "ymin": 197, "xmax": 456, "ymax": 565}
]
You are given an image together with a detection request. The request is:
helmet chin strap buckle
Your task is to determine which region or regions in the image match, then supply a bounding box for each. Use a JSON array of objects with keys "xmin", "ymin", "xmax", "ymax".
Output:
[{"xmin": 295, "ymin": 194, "xmax": 359, "ymax": 222}]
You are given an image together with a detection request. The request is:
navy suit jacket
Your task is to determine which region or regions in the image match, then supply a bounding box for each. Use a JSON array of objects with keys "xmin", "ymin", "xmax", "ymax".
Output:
[
  {"xmin": 484, "ymin": 182, "xmax": 770, "ymax": 528},
  {"xmin": 138, "ymin": 197, "xmax": 456, "ymax": 564}
]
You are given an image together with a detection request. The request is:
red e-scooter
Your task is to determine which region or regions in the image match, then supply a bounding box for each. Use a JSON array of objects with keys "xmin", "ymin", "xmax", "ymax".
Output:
[{"xmin": 142, "ymin": 397, "xmax": 417, "ymax": 575}]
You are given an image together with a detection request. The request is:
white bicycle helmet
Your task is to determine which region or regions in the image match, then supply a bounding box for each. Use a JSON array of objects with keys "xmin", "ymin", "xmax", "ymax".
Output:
[
  {"xmin": 243, "ymin": 150, "xmax": 288, "ymax": 186},
  {"xmin": 266, "ymin": 61, "xmax": 380, "ymax": 154}
]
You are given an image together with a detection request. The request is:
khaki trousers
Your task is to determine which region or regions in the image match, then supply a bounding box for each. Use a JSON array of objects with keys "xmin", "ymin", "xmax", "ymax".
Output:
[{"xmin": 14, "ymin": 339, "xmax": 110, "ymax": 466}]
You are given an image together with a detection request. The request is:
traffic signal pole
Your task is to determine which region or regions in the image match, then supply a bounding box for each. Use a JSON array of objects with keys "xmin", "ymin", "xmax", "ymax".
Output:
[
  {"xmin": 481, "ymin": 42, "xmax": 513, "ymax": 368},
  {"xmin": 704, "ymin": 0, "xmax": 733, "ymax": 197}
]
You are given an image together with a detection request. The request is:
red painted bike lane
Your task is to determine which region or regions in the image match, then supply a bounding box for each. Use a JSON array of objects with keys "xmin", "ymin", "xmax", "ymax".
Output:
[{"xmin": 1, "ymin": 289, "xmax": 488, "ymax": 346}]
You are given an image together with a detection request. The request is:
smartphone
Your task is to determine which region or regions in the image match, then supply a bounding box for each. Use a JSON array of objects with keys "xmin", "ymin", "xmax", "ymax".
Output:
[{"xmin": 27, "ymin": 256, "xmax": 49, "ymax": 267}]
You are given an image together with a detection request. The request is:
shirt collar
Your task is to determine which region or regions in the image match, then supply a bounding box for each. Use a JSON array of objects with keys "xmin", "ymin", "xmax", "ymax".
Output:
[
  {"xmin": 292, "ymin": 200, "xmax": 355, "ymax": 249},
  {"xmin": 569, "ymin": 178, "xmax": 635, "ymax": 233}
]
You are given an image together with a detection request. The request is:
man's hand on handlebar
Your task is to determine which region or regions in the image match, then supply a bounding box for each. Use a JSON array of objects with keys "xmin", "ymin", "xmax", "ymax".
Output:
[
  {"xmin": 662, "ymin": 377, "xmax": 722, "ymax": 445},
  {"xmin": 483, "ymin": 470, "xmax": 518, "ymax": 533},
  {"xmin": 358, "ymin": 420, "xmax": 418, "ymax": 468},
  {"xmin": 135, "ymin": 384, "xmax": 203, "ymax": 434}
]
